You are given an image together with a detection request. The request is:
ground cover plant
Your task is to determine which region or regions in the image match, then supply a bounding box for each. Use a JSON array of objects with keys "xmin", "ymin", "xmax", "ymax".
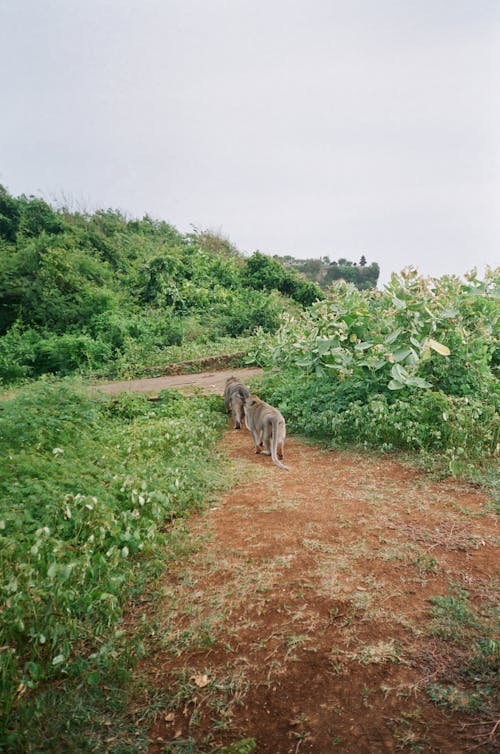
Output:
[
  {"xmin": 0, "ymin": 378, "xmax": 235, "ymax": 752},
  {"xmin": 250, "ymin": 267, "xmax": 499, "ymax": 478}
]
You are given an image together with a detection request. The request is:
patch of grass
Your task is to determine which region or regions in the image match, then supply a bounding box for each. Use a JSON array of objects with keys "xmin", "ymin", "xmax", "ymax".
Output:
[
  {"xmin": 285, "ymin": 634, "xmax": 311, "ymax": 659},
  {"xmin": 391, "ymin": 708, "xmax": 429, "ymax": 753},
  {"xmin": 413, "ymin": 553, "xmax": 439, "ymax": 574},
  {"xmin": 424, "ymin": 585, "xmax": 500, "ymax": 732},
  {"xmin": 215, "ymin": 740, "xmax": 257, "ymax": 754},
  {"xmin": 429, "ymin": 589, "xmax": 482, "ymax": 641},
  {"xmin": 353, "ymin": 640, "xmax": 402, "ymax": 665},
  {"xmin": 426, "ymin": 684, "xmax": 484, "ymax": 713},
  {"xmin": 162, "ymin": 740, "xmax": 257, "ymax": 754},
  {"xmin": 165, "ymin": 667, "xmax": 250, "ymax": 740}
]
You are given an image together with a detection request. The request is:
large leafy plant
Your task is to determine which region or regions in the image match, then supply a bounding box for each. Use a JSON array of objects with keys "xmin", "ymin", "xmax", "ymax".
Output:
[{"xmin": 266, "ymin": 267, "xmax": 499, "ymax": 396}]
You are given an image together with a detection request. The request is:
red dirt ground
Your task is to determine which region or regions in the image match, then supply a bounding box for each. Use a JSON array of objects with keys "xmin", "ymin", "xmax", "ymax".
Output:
[{"xmin": 117, "ymin": 370, "xmax": 498, "ymax": 753}]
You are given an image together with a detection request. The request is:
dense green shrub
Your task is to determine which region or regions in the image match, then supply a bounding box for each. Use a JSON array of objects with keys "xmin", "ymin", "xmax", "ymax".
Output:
[
  {"xmin": 243, "ymin": 251, "xmax": 324, "ymax": 307},
  {"xmin": 218, "ymin": 288, "xmax": 284, "ymax": 336},
  {"xmin": 0, "ymin": 324, "xmax": 39, "ymax": 382},
  {"xmin": 255, "ymin": 268, "xmax": 499, "ymax": 467},
  {"xmin": 32, "ymin": 333, "xmax": 112, "ymax": 375},
  {"xmin": 0, "ymin": 186, "xmax": 320, "ymax": 383}
]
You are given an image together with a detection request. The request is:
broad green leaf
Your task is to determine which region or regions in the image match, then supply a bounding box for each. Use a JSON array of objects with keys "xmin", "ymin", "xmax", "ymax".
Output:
[
  {"xmin": 317, "ymin": 338, "xmax": 333, "ymax": 355},
  {"xmin": 388, "ymin": 379, "xmax": 404, "ymax": 390},
  {"xmin": 391, "ymin": 364, "xmax": 409, "ymax": 383},
  {"xmin": 391, "ymin": 347, "xmax": 412, "ymax": 363},
  {"xmin": 386, "ymin": 329, "xmax": 403, "ymax": 345},
  {"xmin": 407, "ymin": 376, "xmax": 432, "ymax": 388},
  {"xmin": 392, "ymin": 297, "xmax": 406, "ymax": 310},
  {"xmin": 407, "ymin": 348, "xmax": 419, "ymax": 365},
  {"xmin": 47, "ymin": 563, "xmax": 58, "ymax": 579},
  {"xmin": 355, "ymin": 341, "xmax": 374, "ymax": 351}
]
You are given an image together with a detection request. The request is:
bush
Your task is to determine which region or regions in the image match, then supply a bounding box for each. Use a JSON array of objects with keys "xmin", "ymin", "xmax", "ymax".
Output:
[
  {"xmin": 243, "ymin": 251, "xmax": 324, "ymax": 307},
  {"xmin": 259, "ymin": 370, "xmax": 498, "ymax": 468},
  {"xmin": 256, "ymin": 268, "xmax": 499, "ymax": 469},
  {"xmin": 32, "ymin": 333, "xmax": 112, "ymax": 375},
  {"xmin": 219, "ymin": 288, "xmax": 284, "ymax": 336},
  {"xmin": 0, "ymin": 325, "xmax": 39, "ymax": 383}
]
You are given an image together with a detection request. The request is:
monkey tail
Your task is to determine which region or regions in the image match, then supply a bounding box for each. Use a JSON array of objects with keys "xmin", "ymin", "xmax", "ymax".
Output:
[{"xmin": 270, "ymin": 416, "xmax": 289, "ymax": 471}]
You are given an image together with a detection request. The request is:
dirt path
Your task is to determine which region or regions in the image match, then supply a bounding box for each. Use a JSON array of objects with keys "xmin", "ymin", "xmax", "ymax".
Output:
[
  {"xmin": 94, "ymin": 367, "xmax": 263, "ymax": 396},
  {"xmin": 102, "ymin": 369, "xmax": 498, "ymax": 753}
]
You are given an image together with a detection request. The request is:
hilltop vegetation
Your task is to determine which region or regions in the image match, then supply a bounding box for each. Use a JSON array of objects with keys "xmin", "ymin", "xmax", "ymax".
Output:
[
  {"xmin": 0, "ymin": 186, "xmax": 323, "ymax": 383},
  {"xmin": 275, "ymin": 253, "xmax": 380, "ymax": 290}
]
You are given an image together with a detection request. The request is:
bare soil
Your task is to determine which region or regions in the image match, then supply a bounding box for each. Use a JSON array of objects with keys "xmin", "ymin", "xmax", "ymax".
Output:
[
  {"xmin": 95, "ymin": 367, "xmax": 263, "ymax": 397},
  {"xmin": 114, "ymin": 370, "xmax": 498, "ymax": 754}
]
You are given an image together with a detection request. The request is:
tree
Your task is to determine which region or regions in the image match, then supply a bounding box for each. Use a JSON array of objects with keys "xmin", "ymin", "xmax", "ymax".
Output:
[
  {"xmin": 0, "ymin": 185, "xmax": 20, "ymax": 242},
  {"xmin": 323, "ymin": 259, "xmax": 380, "ymax": 290},
  {"xmin": 243, "ymin": 252, "xmax": 324, "ymax": 306}
]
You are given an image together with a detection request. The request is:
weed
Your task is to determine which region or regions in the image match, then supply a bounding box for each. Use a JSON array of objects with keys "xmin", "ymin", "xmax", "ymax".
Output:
[
  {"xmin": 392, "ymin": 708, "xmax": 429, "ymax": 753},
  {"xmin": 213, "ymin": 739, "xmax": 256, "ymax": 754},
  {"xmin": 357, "ymin": 640, "xmax": 402, "ymax": 665},
  {"xmin": 429, "ymin": 589, "xmax": 481, "ymax": 640}
]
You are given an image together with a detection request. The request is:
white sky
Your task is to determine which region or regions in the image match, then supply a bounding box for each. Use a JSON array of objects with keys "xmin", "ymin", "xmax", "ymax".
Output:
[{"xmin": 1, "ymin": 0, "xmax": 499, "ymax": 283}]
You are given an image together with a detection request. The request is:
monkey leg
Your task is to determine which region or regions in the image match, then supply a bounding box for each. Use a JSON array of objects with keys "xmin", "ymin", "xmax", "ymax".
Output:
[
  {"xmin": 251, "ymin": 427, "xmax": 262, "ymax": 452},
  {"xmin": 261, "ymin": 423, "xmax": 272, "ymax": 455}
]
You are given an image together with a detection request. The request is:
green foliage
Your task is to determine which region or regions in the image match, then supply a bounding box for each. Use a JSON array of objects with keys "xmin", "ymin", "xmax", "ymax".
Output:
[
  {"xmin": 255, "ymin": 268, "xmax": 499, "ymax": 468},
  {"xmin": 0, "ymin": 186, "xmax": 20, "ymax": 242},
  {"xmin": 218, "ymin": 288, "xmax": 284, "ymax": 337},
  {"xmin": 0, "ymin": 324, "xmax": 39, "ymax": 382},
  {"xmin": 0, "ymin": 380, "xmax": 229, "ymax": 744},
  {"xmin": 0, "ymin": 187, "xmax": 321, "ymax": 383},
  {"xmin": 323, "ymin": 259, "xmax": 380, "ymax": 290},
  {"xmin": 429, "ymin": 590, "xmax": 482, "ymax": 641},
  {"xmin": 426, "ymin": 592, "xmax": 499, "ymax": 719},
  {"xmin": 0, "ymin": 232, "xmax": 117, "ymax": 333},
  {"xmin": 274, "ymin": 254, "xmax": 380, "ymax": 291},
  {"xmin": 243, "ymin": 251, "xmax": 324, "ymax": 306},
  {"xmin": 215, "ymin": 739, "xmax": 257, "ymax": 754}
]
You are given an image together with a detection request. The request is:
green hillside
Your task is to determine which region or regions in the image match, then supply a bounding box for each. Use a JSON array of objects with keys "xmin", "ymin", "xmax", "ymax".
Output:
[{"xmin": 0, "ymin": 186, "xmax": 324, "ymax": 383}]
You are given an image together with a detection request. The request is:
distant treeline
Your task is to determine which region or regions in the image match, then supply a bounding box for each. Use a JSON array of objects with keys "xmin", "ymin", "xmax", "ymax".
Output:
[
  {"xmin": 0, "ymin": 186, "xmax": 325, "ymax": 383},
  {"xmin": 274, "ymin": 254, "xmax": 380, "ymax": 290}
]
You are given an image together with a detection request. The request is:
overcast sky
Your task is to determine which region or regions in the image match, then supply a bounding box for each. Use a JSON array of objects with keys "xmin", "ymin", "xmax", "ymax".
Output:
[{"xmin": 1, "ymin": 0, "xmax": 499, "ymax": 284}]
